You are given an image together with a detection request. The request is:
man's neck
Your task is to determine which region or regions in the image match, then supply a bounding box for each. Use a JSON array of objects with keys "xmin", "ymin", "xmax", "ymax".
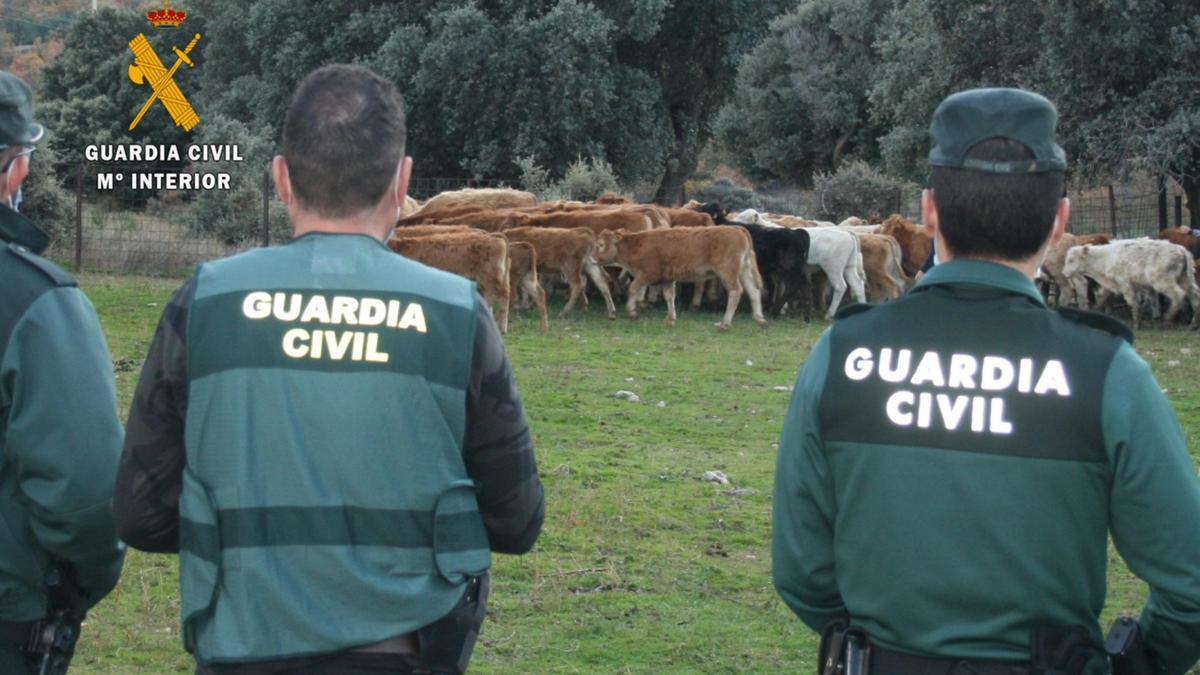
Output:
[
  {"xmin": 935, "ymin": 232, "xmax": 1043, "ymax": 280},
  {"xmin": 291, "ymin": 212, "xmax": 392, "ymax": 242}
]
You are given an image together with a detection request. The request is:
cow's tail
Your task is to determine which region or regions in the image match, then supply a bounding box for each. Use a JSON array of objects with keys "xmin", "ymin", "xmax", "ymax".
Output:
[
  {"xmin": 745, "ymin": 234, "xmax": 765, "ymax": 290},
  {"xmin": 886, "ymin": 236, "xmax": 908, "ymax": 289},
  {"xmin": 853, "ymin": 234, "xmax": 866, "ymax": 282}
]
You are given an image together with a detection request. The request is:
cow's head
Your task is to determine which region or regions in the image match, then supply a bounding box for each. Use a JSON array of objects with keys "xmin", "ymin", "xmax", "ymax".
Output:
[
  {"xmin": 1061, "ymin": 245, "xmax": 1090, "ymax": 278},
  {"xmin": 592, "ymin": 230, "xmax": 623, "ymax": 263}
]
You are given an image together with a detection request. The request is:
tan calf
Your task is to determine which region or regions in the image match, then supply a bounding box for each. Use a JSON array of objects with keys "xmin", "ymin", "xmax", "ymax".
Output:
[
  {"xmin": 592, "ymin": 226, "xmax": 767, "ymax": 329},
  {"xmin": 502, "ymin": 226, "xmax": 616, "ymax": 320},
  {"xmin": 386, "ymin": 231, "xmax": 511, "ymax": 334}
]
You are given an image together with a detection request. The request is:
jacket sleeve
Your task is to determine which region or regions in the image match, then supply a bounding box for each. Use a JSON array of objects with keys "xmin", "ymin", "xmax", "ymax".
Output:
[
  {"xmin": 772, "ymin": 330, "xmax": 846, "ymax": 633},
  {"xmin": 111, "ymin": 278, "xmax": 192, "ymax": 553},
  {"xmin": 1104, "ymin": 342, "xmax": 1200, "ymax": 675},
  {"xmin": 1, "ymin": 287, "xmax": 126, "ymax": 605},
  {"xmin": 462, "ymin": 293, "xmax": 544, "ymax": 554}
]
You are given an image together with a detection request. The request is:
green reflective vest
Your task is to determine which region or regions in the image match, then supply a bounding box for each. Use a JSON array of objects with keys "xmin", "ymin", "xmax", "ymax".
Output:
[{"xmin": 180, "ymin": 233, "xmax": 491, "ymax": 664}]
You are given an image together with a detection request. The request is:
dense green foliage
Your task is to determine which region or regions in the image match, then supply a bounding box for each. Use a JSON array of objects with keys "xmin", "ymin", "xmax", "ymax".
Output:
[{"xmin": 718, "ymin": 0, "xmax": 1200, "ymax": 226}]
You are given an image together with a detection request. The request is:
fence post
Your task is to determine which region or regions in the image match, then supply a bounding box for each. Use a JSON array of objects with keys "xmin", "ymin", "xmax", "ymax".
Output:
[
  {"xmin": 1176, "ymin": 196, "xmax": 1184, "ymax": 229},
  {"xmin": 74, "ymin": 162, "xmax": 83, "ymax": 271},
  {"xmin": 1158, "ymin": 176, "xmax": 1168, "ymax": 230},
  {"xmin": 261, "ymin": 171, "xmax": 270, "ymax": 247},
  {"xmin": 1107, "ymin": 184, "xmax": 1117, "ymax": 237}
]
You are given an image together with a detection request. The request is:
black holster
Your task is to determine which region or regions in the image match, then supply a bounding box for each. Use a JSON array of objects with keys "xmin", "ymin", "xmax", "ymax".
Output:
[
  {"xmin": 414, "ymin": 575, "xmax": 489, "ymax": 674},
  {"xmin": 818, "ymin": 621, "xmax": 872, "ymax": 675},
  {"xmin": 1028, "ymin": 624, "xmax": 1098, "ymax": 675},
  {"xmin": 1104, "ymin": 617, "xmax": 1154, "ymax": 675}
]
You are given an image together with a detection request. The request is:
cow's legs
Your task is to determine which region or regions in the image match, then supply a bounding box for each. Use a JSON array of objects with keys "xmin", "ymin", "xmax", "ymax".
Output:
[
  {"xmin": 626, "ymin": 276, "xmax": 650, "ymax": 318},
  {"xmin": 823, "ymin": 264, "xmax": 849, "ymax": 319},
  {"xmin": 715, "ymin": 269, "xmax": 743, "ymax": 330},
  {"xmin": 583, "ymin": 260, "xmax": 617, "ymax": 319},
  {"xmin": 740, "ymin": 255, "xmax": 767, "ymax": 326},
  {"xmin": 1162, "ymin": 285, "xmax": 1187, "ymax": 323},
  {"xmin": 844, "ymin": 261, "xmax": 866, "ymax": 305},
  {"xmin": 663, "ymin": 282, "xmax": 678, "ymax": 325},
  {"xmin": 1117, "ymin": 280, "xmax": 1141, "ymax": 329},
  {"xmin": 559, "ymin": 266, "xmax": 588, "ymax": 317},
  {"xmin": 691, "ymin": 279, "xmax": 707, "ymax": 309},
  {"xmin": 522, "ymin": 272, "xmax": 549, "ymax": 331}
]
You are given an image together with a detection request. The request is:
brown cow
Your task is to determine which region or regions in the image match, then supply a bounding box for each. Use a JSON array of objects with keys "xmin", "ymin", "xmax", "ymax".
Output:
[
  {"xmin": 857, "ymin": 233, "xmax": 908, "ymax": 301},
  {"xmin": 504, "ymin": 241, "xmax": 549, "ymax": 331},
  {"xmin": 1040, "ymin": 232, "xmax": 1111, "ymax": 305},
  {"xmin": 386, "ymin": 231, "xmax": 511, "ymax": 334},
  {"xmin": 591, "ymin": 226, "xmax": 767, "ymax": 329},
  {"xmin": 1157, "ymin": 227, "xmax": 1200, "ymax": 258},
  {"xmin": 594, "ymin": 192, "xmax": 629, "ymax": 204},
  {"xmin": 502, "ymin": 226, "xmax": 616, "ymax": 319},
  {"xmin": 391, "ymin": 225, "xmax": 548, "ymax": 331},
  {"xmin": 414, "ymin": 187, "xmax": 537, "ymax": 215},
  {"xmin": 879, "ymin": 214, "xmax": 932, "ymax": 279},
  {"xmin": 519, "ymin": 209, "xmax": 653, "ymax": 234},
  {"xmin": 662, "ymin": 208, "xmax": 715, "ymax": 228}
]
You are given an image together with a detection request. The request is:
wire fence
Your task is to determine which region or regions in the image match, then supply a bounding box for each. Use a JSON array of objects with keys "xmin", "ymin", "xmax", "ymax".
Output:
[{"xmin": 40, "ymin": 162, "xmax": 1193, "ymax": 276}]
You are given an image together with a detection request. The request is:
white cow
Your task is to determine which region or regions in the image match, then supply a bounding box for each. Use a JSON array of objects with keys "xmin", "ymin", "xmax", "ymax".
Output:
[
  {"xmin": 806, "ymin": 227, "xmax": 867, "ymax": 318},
  {"xmin": 732, "ymin": 208, "xmax": 784, "ymax": 228},
  {"xmin": 1062, "ymin": 238, "xmax": 1200, "ymax": 329}
]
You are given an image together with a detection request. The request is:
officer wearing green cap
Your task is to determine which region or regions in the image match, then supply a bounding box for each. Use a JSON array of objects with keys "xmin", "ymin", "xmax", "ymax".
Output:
[
  {"xmin": 773, "ymin": 87, "xmax": 1200, "ymax": 675},
  {"xmin": 113, "ymin": 64, "xmax": 544, "ymax": 674},
  {"xmin": 0, "ymin": 71, "xmax": 126, "ymax": 673}
]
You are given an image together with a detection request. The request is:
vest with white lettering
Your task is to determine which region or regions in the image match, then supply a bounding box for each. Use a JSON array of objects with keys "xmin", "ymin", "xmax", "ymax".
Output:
[
  {"xmin": 180, "ymin": 233, "xmax": 490, "ymax": 664},
  {"xmin": 814, "ymin": 262, "xmax": 1128, "ymax": 660}
]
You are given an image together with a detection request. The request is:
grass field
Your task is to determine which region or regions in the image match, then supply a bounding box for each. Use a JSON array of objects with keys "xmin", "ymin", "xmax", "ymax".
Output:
[{"xmin": 66, "ymin": 272, "xmax": 1200, "ymax": 674}]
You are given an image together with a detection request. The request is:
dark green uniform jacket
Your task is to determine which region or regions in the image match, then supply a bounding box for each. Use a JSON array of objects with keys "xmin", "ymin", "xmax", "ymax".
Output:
[
  {"xmin": 113, "ymin": 232, "xmax": 544, "ymax": 669},
  {"xmin": 0, "ymin": 205, "xmax": 125, "ymax": 619},
  {"xmin": 773, "ymin": 260, "xmax": 1200, "ymax": 675}
]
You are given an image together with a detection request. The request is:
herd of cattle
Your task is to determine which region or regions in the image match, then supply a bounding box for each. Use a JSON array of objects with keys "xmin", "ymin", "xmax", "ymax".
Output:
[{"xmin": 388, "ymin": 188, "xmax": 1200, "ymax": 333}]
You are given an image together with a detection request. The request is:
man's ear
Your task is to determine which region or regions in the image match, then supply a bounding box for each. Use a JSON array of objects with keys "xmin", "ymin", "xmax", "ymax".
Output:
[
  {"xmin": 272, "ymin": 156, "xmax": 292, "ymax": 206},
  {"xmin": 393, "ymin": 156, "xmax": 413, "ymax": 209},
  {"xmin": 4, "ymin": 154, "xmax": 30, "ymax": 199},
  {"xmin": 921, "ymin": 188, "xmax": 938, "ymax": 238},
  {"xmin": 1048, "ymin": 197, "xmax": 1070, "ymax": 246}
]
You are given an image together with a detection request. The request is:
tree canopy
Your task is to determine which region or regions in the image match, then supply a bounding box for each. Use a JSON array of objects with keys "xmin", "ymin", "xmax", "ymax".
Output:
[{"xmin": 715, "ymin": 0, "xmax": 1200, "ymax": 225}]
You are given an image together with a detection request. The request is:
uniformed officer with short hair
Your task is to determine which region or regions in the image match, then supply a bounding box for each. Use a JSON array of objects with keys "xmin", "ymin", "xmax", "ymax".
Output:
[
  {"xmin": 773, "ymin": 88, "xmax": 1200, "ymax": 675},
  {"xmin": 0, "ymin": 71, "xmax": 126, "ymax": 674},
  {"xmin": 113, "ymin": 64, "xmax": 544, "ymax": 674}
]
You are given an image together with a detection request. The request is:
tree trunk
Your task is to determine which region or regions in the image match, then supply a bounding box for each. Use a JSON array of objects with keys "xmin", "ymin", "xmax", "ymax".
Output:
[
  {"xmin": 830, "ymin": 123, "xmax": 859, "ymax": 171},
  {"xmin": 1182, "ymin": 173, "xmax": 1200, "ymax": 230},
  {"xmin": 654, "ymin": 106, "xmax": 700, "ymax": 206}
]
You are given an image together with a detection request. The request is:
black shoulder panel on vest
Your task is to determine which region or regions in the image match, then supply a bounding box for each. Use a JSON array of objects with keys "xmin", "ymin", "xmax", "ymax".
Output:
[
  {"xmin": 834, "ymin": 302, "xmax": 876, "ymax": 320},
  {"xmin": 7, "ymin": 242, "xmax": 77, "ymax": 287},
  {"xmin": 1054, "ymin": 307, "xmax": 1133, "ymax": 344}
]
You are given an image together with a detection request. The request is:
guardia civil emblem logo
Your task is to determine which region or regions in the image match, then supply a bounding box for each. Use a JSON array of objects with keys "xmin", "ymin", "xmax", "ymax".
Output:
[{"xmin": 127, "ymin": 1, "xmax": 201, "ymax": 132}]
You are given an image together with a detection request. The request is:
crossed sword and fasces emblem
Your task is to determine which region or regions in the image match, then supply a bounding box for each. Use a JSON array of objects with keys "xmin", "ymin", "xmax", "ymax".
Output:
[{"xmin": 127, "ymin": 33, "xmax": 201, "ymax": 131}]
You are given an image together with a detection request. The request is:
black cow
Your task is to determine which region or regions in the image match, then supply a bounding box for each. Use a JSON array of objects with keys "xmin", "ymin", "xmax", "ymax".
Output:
[{"xmin": 734, "ymin": 222, "xmax": 812, "ymax": 320}]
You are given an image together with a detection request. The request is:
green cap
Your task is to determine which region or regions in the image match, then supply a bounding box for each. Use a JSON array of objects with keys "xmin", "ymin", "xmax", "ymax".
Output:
[
  {"xmin": 0, "ymin": 71, "xmax": 44, "ymax": 149},
  {"xmin": 928, "ymin": 88, "xmax": 1065, "ymax": 173}
]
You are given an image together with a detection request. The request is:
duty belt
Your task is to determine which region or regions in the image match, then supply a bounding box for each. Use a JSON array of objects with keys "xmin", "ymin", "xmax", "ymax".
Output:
[
  {"xmin": 0, "ymin": 619, "xmax": 42, "ymax": 652},
  {"xmin": 820, "ymin": 623, "xmax": 1034, "ymax": 675},
  {"xmin": 869, "ymin": 646, "xmax": 1033, "ymax": 675}
]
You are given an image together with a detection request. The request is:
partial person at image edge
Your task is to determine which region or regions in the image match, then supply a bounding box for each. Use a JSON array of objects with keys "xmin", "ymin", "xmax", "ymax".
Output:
[
  {"xmin": 773, "ymin": 87, "xmax": 1200, "ymax": 675},
  {"xmin": 0, "ymin": 70, "xmax": 127, "ymax": 675},
  {"xmin": 112, "ymin": 64, "xmax": 544, "ymax": 675}
]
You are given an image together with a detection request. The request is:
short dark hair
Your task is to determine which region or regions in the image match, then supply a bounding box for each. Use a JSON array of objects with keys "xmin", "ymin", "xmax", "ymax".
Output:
[
  {"xmin": 282, "ymin": 65, "xmax": 406, "ymax": 218},
  {"xmin": 930, "ymin": 138, "xmax": 1064, "ymax": 260}
]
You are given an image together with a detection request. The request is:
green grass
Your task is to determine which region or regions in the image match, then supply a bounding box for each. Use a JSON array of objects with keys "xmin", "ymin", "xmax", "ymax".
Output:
[{"xmin": 68, "ymin": 272, "xmax": 1200, "ymax": 673}]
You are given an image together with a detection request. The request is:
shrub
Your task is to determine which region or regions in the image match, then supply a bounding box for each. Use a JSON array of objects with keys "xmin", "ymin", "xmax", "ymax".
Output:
[
  {"xmin": 19, "ymin": 143, "xmax": 74, "ymax": 245},
  {"xmin": 517, "ymin": 154, "xmax": 627, "ymax": 202},
  {"xmin": 189, "ymin": 115, "xmax": 286, "ymax": 245},
  {"xmin": 812, "ymin": 161, "xmax": 918, "ymax": 222}
]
